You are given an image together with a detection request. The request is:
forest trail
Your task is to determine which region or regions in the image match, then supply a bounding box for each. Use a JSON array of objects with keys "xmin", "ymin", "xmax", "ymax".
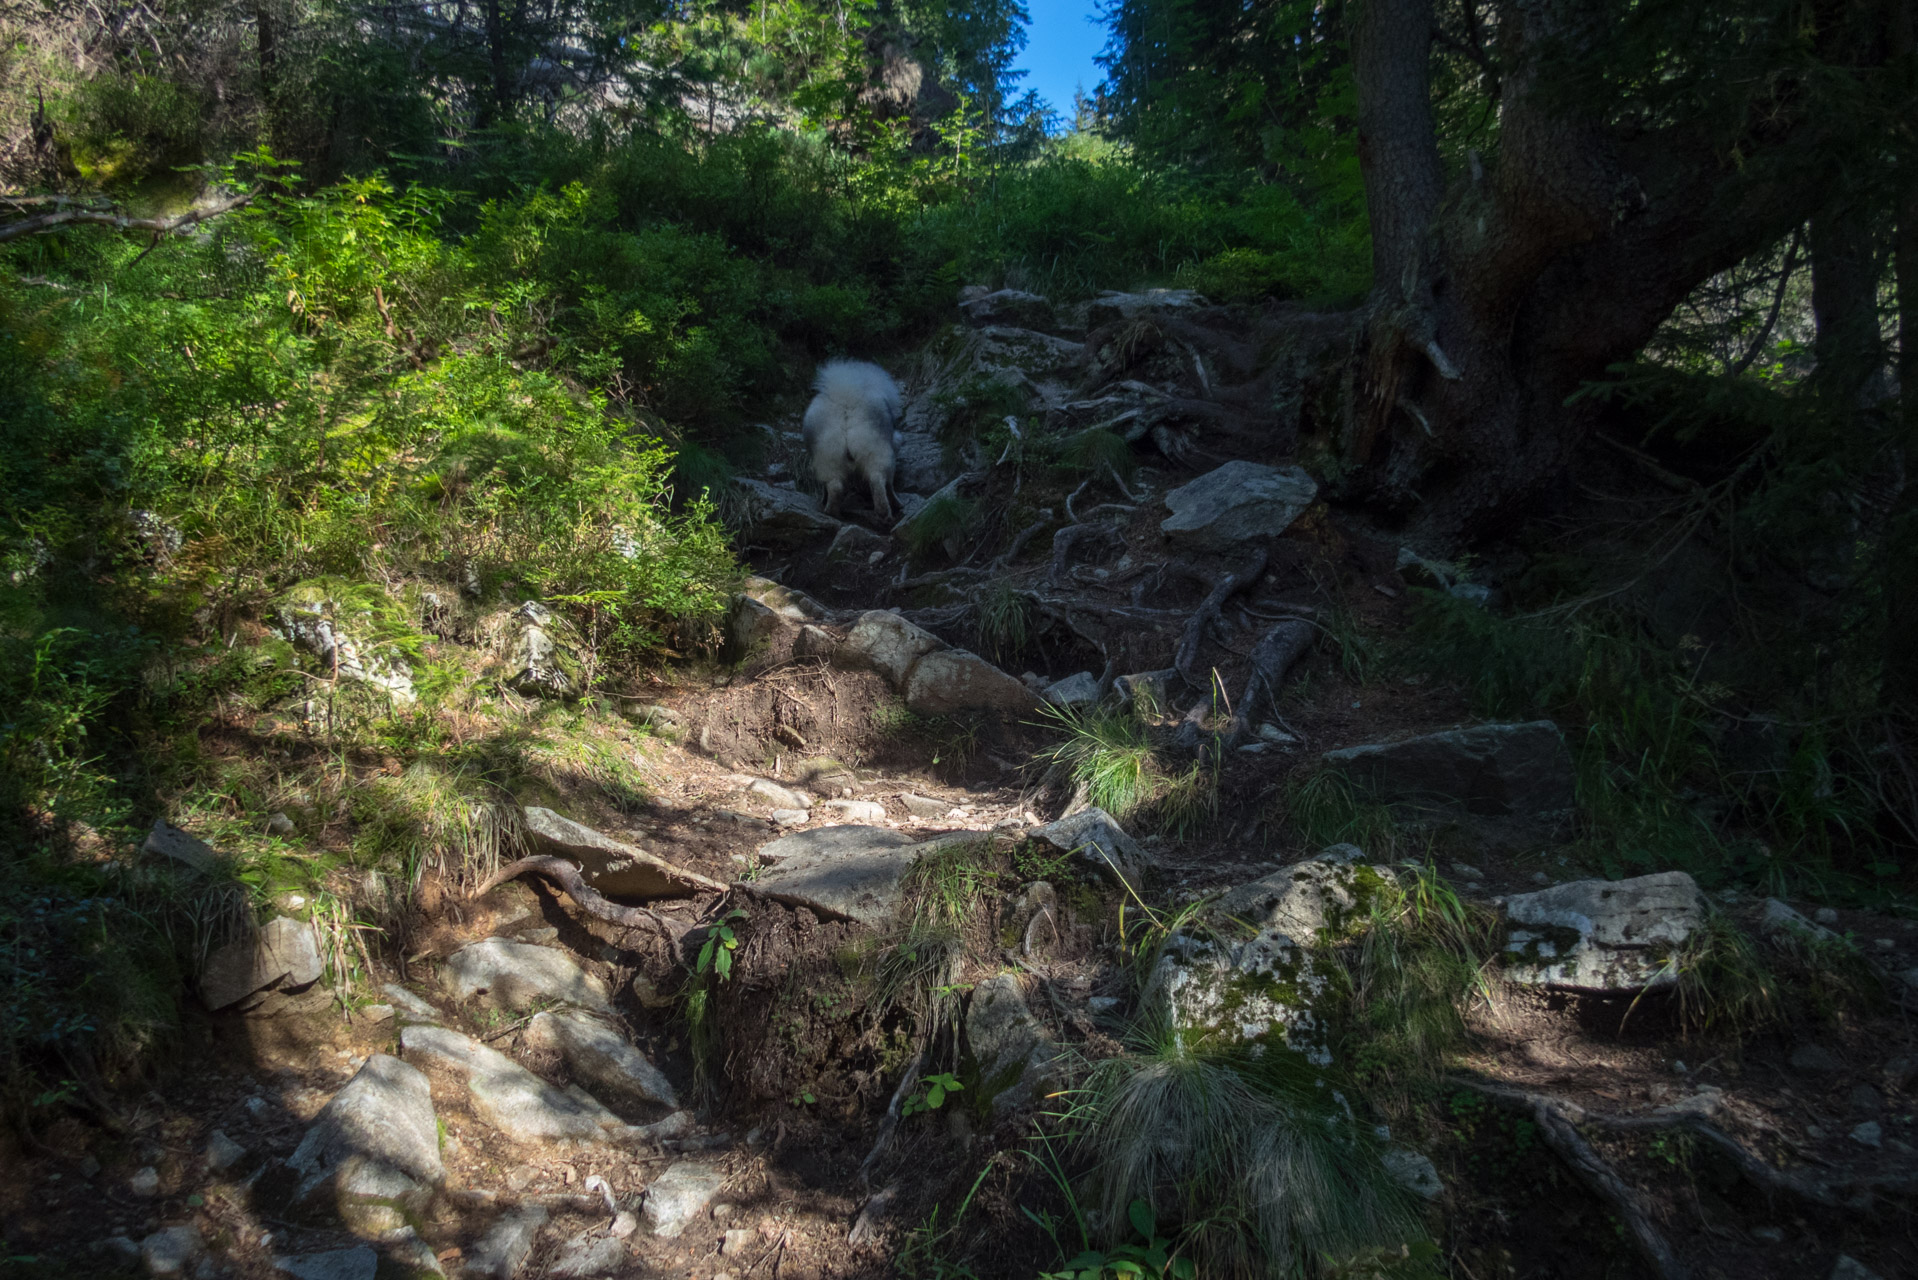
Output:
[{"xmin": 6, "ymin": 288, "xmax": 1918, "ymax": 1280}]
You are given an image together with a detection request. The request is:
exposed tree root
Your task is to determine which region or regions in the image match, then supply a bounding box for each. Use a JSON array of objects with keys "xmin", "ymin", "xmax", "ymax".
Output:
[
  {"xmin": 1172, "ymin": 549, "xmax": 1268, "ymax": 690},
  {"xmin": 474, "ymin": 856, "xmax": 691, "ymax": 941},
  {"xmin": 1048, "ymin": 522, "xmax": 1125, "ymax": 587}
]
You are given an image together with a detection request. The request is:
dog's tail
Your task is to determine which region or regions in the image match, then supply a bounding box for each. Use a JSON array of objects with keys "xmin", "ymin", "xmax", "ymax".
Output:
[{"xmin": 813, "ymin": 359, "xmax": 902, "ymax": 429}]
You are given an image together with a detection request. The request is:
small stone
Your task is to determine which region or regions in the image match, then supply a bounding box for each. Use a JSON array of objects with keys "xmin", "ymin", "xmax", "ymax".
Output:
[
  {"xmin": 1886, "ymin": 1056, "xmax": 1916, "ymax": 1092},
  {"xmin": 381, "ymin": 983, "xmax": 443, "ymax": 1024},
  {"xmin": 1749, "ymin": 1226, "xmax": 1784, "ymax": 1244},
  {"xmin": 205, "ymin": 1129, "xmax": 246, "ymax": 1172},
  {"xmin": 900, "ymin": 794, "xmax": 947, "ymax": 820},
  {"xmin": 79, "ymin": 1155, "xmax": 101, "ymax": 1178},
  {"xmin": 721, "ymin": 1228, "xmax": 753, "ymax": 1256},
  {"xmin": 747, "ymin": 778, "xmax": 811, "ymax": 810},
  {"xmin": 99, "ymin": 1236, "xmax": 142, "ymax": 1263},
  {"xmin": 266, "ymin": 812, "xmax": 296, "ymax": 835},
  {"xmin": 1087, "ymin": 996, "xmax": 1122, "ymax": 1015},
  {"xmin": 1381, "ymin": 1147, "xmax": 1443, "ymax": 1200},
  {"xmin": 1790, "ymin": 1044, "xmax": 1843, "ymax": 1074},
  {"xmin": 547, "ymin": 1235, "xmax": 626, "ymax": 1278},
  {"xmin": 465, "ymin": 1205, "xmax": 546, "ymax": 1279},
  {"xmin": 610, "ymin": 1211, "xmax": 638, "ymax": 1239},
  {"xmin": 1531, "ymin": 871, "xmax": 1551, "ymax": 885},
  {"xmin": 770, "ymin": 808, "xmax": 809, "ymax": 827},
  {"xmin": 1814, "ymin": 907, "xmax": 1840, "ymax": 925},
  {"xmin": 1850, "ymin": 1121, "xmax": 1882, "ymax": 1148},
  {"xmin": 1849, "ymin": 1084, "xmax": 1881, "ymax": 1115},
  {"xmin": 1873, "ymin": 938, "xmax": 1894, "ymax": 951},
  {"xmin": 129, "ymin": 1166, "xmax": 161, "ymax": 1197},
  {"xmin": 505, "ymin": 1165, "xmax": 539, "ymax": 1192},
  {"xmin": 360, "ymin": 1004, "xmax": 394, "ymax": 1024},
  {"xmin": 139, "ymin": 1225, "xmax": 202, "ymax": 1277},
  {"xmin": 1830, "ymin": 1256, "xmax": 1885, "ymax": 1280}
]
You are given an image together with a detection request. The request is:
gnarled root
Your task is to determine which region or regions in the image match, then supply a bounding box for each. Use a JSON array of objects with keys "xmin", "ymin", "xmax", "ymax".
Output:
[{"xmin": 475, "ymin": 856, "xmax": 690, "ymax": 941}]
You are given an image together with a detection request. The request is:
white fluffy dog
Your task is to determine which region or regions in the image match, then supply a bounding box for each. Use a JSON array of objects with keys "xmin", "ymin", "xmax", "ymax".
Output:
[{"xmin": 802, "ymin": 359, "xmax": 902, "ymax": 521}]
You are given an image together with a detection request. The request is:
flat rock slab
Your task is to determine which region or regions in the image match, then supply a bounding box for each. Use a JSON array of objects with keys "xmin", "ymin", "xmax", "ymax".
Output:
[
  {"xmin": 524, "ymin": 1009, "xmax": 678, "ymax": 1109},
  {"xmin": 274, "ymin": 1247, "xmax": 378, "ymax": 1280},
  {"xmin": 381, "ymin": 983, "xmax": 443, "ymax": 1024},
  {"xmin": 1029, "ymin": 808, "xmax": 1148, "ymax": 896},
  {"xmin": 643, "ymin": 1161, "xmax": 728, "ymax": 1238},
  {"xmin": 521, "ymin": 807, "xmax": 724, "ymax": 900},
  {"xmin": 1503, "ymin": 871, "xmax": 1706, "ymax": 991},
  {"xmin": 201, "ymin": 916, "xmax": 323, "ymax": 1011},
  {"xmin": 548, "ymin": 1235, "xmax": 627, "ymax": 1278},
  {"xmin": 758, "ymin": 825, "xmax": 918, "ymax": 864},
  {"xmin": 442, "ymin": 936, "xmax": 612, "ymax": 1012},
  {"xmin": 286, "ymin": 1055, "xmax": 444, "ymax": 1201},
  {"xmin": 817, "ymin": 799, "xmax": 887, "ymax": 823},
  {"xmin": 1212, "ymin": 856, "xmax": 1398, "ymax": 946},
  {"xmin": 401, "ymin": 1024, "xmax": 630, "ymax": 1145},
  {"xmin": 749, "ymin": 830, "xmax": 935, "ymax": 928},
  {"xmin": 465, "ymin": 1205, "xmax": 547, "ymax": 1280},
  {"xmin": 1321, "ymin": 720, "xmax": 1575, "ymax": 816},
  {"xmin": 1159, "ymin": 460, "xmax": 1317, "ymax": 551},
  {"xmin": 143, "ymin": 818, "xmax": 220, "ymax": 873},
  {"xmin": 837, "ymin": 611, "xmax": 944, "ymax": 687}
]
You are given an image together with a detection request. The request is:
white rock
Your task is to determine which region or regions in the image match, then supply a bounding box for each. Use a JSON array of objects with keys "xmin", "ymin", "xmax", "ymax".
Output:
[
  {"xmin": 836, "ymin": 611, "xmax": 944, "ymax": 687},
  {"xmin": 1814, "ymin": 907, "xmax": 1840, "ymax": 925},
  {"xmin": 1502, "ymin": 871, "xmax": 1706, "ymax": 992},
  {"xmin": 1830, "ymin": 1256, "xmax": 1884, "ymax": 1280},
  {"xmin": 129, "ymin": 1166, "xmax": 160, "ymax": 1197},
  {"xmin": 285, "ymin": 1054, "xmax": 444, "ymax": 1203},
  {"xmin": 380, "ymin": 983, "xmax": 442, "ymax": 1024},
  {"xmin": 400, "ymin": 1024, "xmax": 630, "ymax": 1144},
  {"xmin": 1142, "ymin": 929, "xmax": 1333, "ymax": 1064},
  {"xmin": 442, "ymin": 937, "xmax": 611, "ymax": 1012},
  {"xmin": 751, "ymin": 828, "xmax": 976, "ymax": 927},
  {"xmin": 523, "ymin": 1009, "xmax": 678, "ymax": 1109},
  {"xmin": 905, "ymin": 648, "xmax": 1037, "ymax": 717},
  {"xmin": 465, "ymin": 1205, "xmax": 547, "ymax": 1279},
  {"xmin": 642, "ymin": 1160, "xmax": 728, "ymax": 1238},
  {"xmin": 1042, "ymin": 671, "xmax": 1101, "ymax": 707},
  {"xmin": 967, "ymin": 974, "xmax": 1061, "ymax": 1113},
  {"xmin": 747, "ymin": 778, "xmax": 811, "ymax": 809},
  {"xmin": 547, "ymin": 1235, "xmax": 626, "ymax": 1278},
  {"xmin": 733, "ymin": 478, "xmax": 843, "ymax": 546},
  {"xmin": 1760, "ymin": 899, "xmax": 1841, "ymax": 947},
  {"xmin": 205, "ymin": 1129, "xmax": 246, "ymax": 1172},
  {"xmin": 722, "ymin": 1227, "xmax": 754, "ymax": 1256},
  {"xmin": 140, "ymin": 1226, "xmax": 202, "ymax": 1277},
  {"xmin": 1212, "ymin": 857, "xmax": 1398, "ymax": 946}
]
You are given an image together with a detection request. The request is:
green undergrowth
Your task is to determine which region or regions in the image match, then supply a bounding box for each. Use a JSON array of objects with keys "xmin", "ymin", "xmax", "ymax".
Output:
[
  {"xmin": 1407, "ymin": 591, "xmax": 1903, "ymax": 899},
  {"xmin": 1030, "ymin": 703, "xmax": 1221, "ymax": 839}
]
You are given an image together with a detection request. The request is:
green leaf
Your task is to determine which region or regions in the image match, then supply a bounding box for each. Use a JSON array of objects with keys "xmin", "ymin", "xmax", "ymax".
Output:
[
  {"xmin": 926, "ymin": 1082, "xmax": 946, "ymax": 1108},
  {"xmin": 1171, "ymin": 1260, "xmax": 1197, "ymax": 1280},
  {"xmin": 1127, "ymin": 1199, "xmax": 1154, "ymax": 1242}
]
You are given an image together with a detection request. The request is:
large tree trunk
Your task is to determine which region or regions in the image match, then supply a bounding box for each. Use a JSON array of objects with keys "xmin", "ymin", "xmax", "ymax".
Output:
[{"xmin": 1342, "ymin": 0, "xmax": 1843, "ymax": 545}]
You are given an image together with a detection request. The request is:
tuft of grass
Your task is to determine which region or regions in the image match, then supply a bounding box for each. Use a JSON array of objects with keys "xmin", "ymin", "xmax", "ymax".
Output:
[
  {"xmin": 903, "ymin": 494, "xmax": 981, "ymax": 564},
  {"xmin": 1281, "ymin": 768, "xmax": 1403, "ymax": 857},
  {"xmin": 1069, "ymin": 1035, "xmax": 1436, "ymax": 1279},
  {"xmin": 1033, "ymin": 703, "xmax": 1157, "ymax": 821},
  {"xmin": 974, "ymin": 581, "xmax": 1032, "ymax": 663},
  {"xmin": 1637, "ymin": 911, "xmax": 1779, "ymax": 1038},
  {"xmin": 1151, "ymin": 763, "xmax": 1218, "ymax": 841},
  {"xmin": 1055, "ymin": 427, "xmax": 1137, "ymax": 480}
]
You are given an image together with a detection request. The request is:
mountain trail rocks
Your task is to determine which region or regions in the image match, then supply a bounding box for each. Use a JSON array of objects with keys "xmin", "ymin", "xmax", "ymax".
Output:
[
  {"xmin": 138, "ymin": 1225, "xmax": 202, "ymax": 1277},
  {"xmin": 499, "ymin": 601, "xmax": 583, "ymax": 699},
  {"xmin": 271, "ymin": 584, "xmax": 418, "ymax": 703},
  {"xmin": 1142, "ymin": 929, "xmax": 1334, "ymax": 1064},
  {"xmin": 904, "ymin": 648, "xmax": 1037, "ymax": 717},
  {"xmin": 441, "ymin": 936, "xmax": 612, "ymax": 1012},
  {"xmin": 523, "ymin": 1009, "xmax": 679, "ymax": 1109},
  {"xmin": 727, "ymin": 576, "xmax": 835, "ymax": 654},
  {"xmin": 200, "ymin": 916, "xmax": 323, "ymax": 1012},
  {"xmin": 837, "ymin": 611, "xmax": 945, "ymax": 686},
  {"xmin": 143, "ymin": 818, "xmax": 222, "ymax": 874},
  {"xmin": 285, "ymin": 1054, "xmax": 443, "ymax": 1230},
  {"xmin": 1028, "ymin": 808, "xmax": 1149, "ymax": 896},
  {"xmin": 641, "ymin": 1160, "xmax": 729, "ymax": 1238},
  {"xmin": 1322, "ymin": 720, "xmax": 1575, "ymax": 816},
  {"xmin": 1502, "ymin": 871, "xmax": 1706, "ymax": 991},
  {"xmin": 958, "ymin": 288, "xmax": 1058, "ymax": 331},
  {"xmin": 521, "ymin": 807, "xmax": 725, "ymax": 899},
  {"xmin": 749, "ymin": 827, "xmax": 955, "ymax": 927},
  {"xmin": 967, "ymin": 974, "xmax": 1062, "ymax": 1113},
  {"xmin": 1212, "ymin": 855, "xmax": 1399, "ymax": 946},
  {"xmin": 1159, "ymin": 460, "xmax": 1318, "ymax": 552},
  {"xmin": 272, "ymin": 1245, "xmax": 377, "ymax": 1280},
  {"xmin": 399, "ymin": 1024, "xmax": 632, "ymax": 1144},
  {"xmin": 465, "ymin": 1205, "xmax": 547, "ymax": 1280},
  {"xmin": 733, "ymin": 478, "xmax": 843, "ymax": 546}
]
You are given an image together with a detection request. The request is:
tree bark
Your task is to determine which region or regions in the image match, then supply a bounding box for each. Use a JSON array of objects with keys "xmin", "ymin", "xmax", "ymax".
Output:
[{"xmin": 1810, "ymin": 201, "xmax": 1884, "ymax": 402}]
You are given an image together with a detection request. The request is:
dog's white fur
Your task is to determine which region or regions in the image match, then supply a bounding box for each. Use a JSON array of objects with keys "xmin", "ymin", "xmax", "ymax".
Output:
[{"xmin": 802, "ymin": 359, "xmax": 903, "ymax": 521}]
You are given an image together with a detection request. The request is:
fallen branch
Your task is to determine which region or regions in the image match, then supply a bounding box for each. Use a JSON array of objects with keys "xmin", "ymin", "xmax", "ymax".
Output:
[
  {"xmin": 0, "ymin": 192, "xmax": 253, "ymax": 244},
  {"xmin": 1048, "ymin": 523, "xmax": 1123, "ymax": 587},
  {"xmin": 473, "ymin": 856, "xmax": 690, "ymax": 941}
]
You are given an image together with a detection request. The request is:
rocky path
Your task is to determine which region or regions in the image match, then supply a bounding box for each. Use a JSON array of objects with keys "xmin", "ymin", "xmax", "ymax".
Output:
[{"xmin": 10, "ymin": 287, "xmax": 1918, "ymax": 1280}]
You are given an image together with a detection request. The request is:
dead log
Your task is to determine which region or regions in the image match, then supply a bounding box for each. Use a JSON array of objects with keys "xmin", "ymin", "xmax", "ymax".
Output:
[
  {"xmin": 0, "ymin": 192, "xmax": 252, "ymax": 244},
  {"xmin": 474, "ymin": 856, "xmax": 691, "ymax": 941}
]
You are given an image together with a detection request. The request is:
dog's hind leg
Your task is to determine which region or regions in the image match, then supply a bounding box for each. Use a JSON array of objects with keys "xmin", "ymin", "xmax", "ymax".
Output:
[
  {"xmin": 864, "ymin": 464, "xmax": 893, "ymax": 523},
  {"xmin": 823, "ymin": 477, "xmax": 846, "ymax": 516}
]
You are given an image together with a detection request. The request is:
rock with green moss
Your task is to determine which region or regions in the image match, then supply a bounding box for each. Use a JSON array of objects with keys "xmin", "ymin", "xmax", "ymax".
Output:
[
  {"xmin": 1142, "ymin": 928, "xmax": 1334, "ymax": 1064},
  {"xmin": 966, "ymin": 973, "xmax": 1063, "ymax": 1113},
  {"xmin": 500, "ymin": 601, "xmax": 584, "ymax": 698},
  {"xmin": 1502, "ymin": 870, "xmax": 1705, "ymax": 991},
  {"xmin": 271, "ymin": 582, "xmax": 419, "ymax": 703},
  {"xmin": 727, "ymin": 576, "xmax": 834, "ymax": 656},
  {"xmin": 1210, "ymin": 853, "xmax": 1398, "ymax": 945}
]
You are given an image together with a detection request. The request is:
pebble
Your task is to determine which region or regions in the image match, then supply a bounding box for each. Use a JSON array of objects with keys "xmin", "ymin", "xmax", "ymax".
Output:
[
  {"xmin": 770, "ymin": 808, "xmax": 809, "ymax": 827},
  {"xmin": 610, "ymin": 1211, "xmax": 638, "ymax": 1239},
  {"xmin": 1850, "ymin": 1121, "xmax": 1882, "ymax": 1148},
  {"xmin": 711, "ymin": 1203, "xmax": 736, "ymax": 1222},
  {"xmin": 129, "ymin": 1166, "xmax": 161, "ymax": 1198},
  {"xmin": 1814, "ymin": 907, "xmax": 1840, "ymax": 925},
  {"xmin": 139, "ymin": 1225, "xmax": 202, "ymax": 1276},
  {"xmin": 1530, "ymin": 871, "xmax": 1551, "ymax": 885},
  {"xmin": 1750, "ymin": 1226, "xmax": 1785, "ymax": 1244},
  {"xmin": 361, "ymin": 1004, "xmax": 395, "ymax": 1024},
  {"xmin": 205, "ymin": 1129, "xmax": 246, "ymax": 1172},
  {"xmin": 721, "ymin": 1228, "xmax": 754, "ymax": 1256}
]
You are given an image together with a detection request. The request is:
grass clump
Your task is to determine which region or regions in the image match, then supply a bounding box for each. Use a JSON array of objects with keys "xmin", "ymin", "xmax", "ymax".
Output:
[
  {"xmin": 974, "ymin": 581, "xmax": 1032, "ymax": 664},
  {"xmin": 1069, "ymin": 1036, "xmax": 1437, "ymax": 1279},
  {"xmin": 1281, "ymin": 769, "xmax": 1403, "ymax": 858},
  {"xmin": 1033, "ymin": 704, "xmax": 1158, "ymax": 821},
  {"xmin": 903, "ymin": 494, "xmax": 981, "ymax": 565}
]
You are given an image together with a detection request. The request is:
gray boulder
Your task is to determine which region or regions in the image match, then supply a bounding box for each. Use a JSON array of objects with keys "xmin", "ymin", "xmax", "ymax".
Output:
[
  {"xmin": 837, "ymin": 610, "xmax": 944, "ymax": 686},
  {"xmin": 273, "ymin": 1246, "xmax": 378, "ymax": 1280},
  {"xmin": 1382, "ymin": 1148, "xmax": 1443, "ymax": 1199},
  {"xmin": 442, "ymin": 936, "xmax": 612, "ymax": 1012},
  {"xmin": 400, "ymin": 1024, "xmax": 631, "ymax": 1144},
  {"xmin": 905, "ymin": 648, "xmax": 1037, "ymax": 717},
  {"xmin": 1159, "ymin": 461, "xmax": 1318, "ymax": 552},
  {"xmin": 464, "ymin": 1206, "xmax": 546, "ymax": 1280},
  {"xmin": 143, "ymin": 818, "xmax": 221, "ymax": 874},
  {"xmin": 524, "ymin": 1009, "xmax": 678, "ymax": 1109},
  {"xmin": 727, "ymin": 576, "xmax": 833, "ymax": 655},
  {"xmin": 967, "ymin": 974, "xmax": 1062, "ymax": 1113},
  {"xmin": 959, "ymin": 289, "xmax": 1057, "ymax": 331},
  {"xmin": 286, "ymin": 1055, "xmax": 443, "ymax": 1207},
  {"xmin": 201, "ymin": 916, "xmax": 323, "ymax": 1011},
  {"xmin": 1502, "ymin": 871, "xmax": 1706, "ymax": 991},
  {"xmin": 1142, "ymin": 929, "xmax": 1333, "ymax": 1064},
  {"xmin": 548, "ymin": 1236, "xmax": 626, "ymax": 1278},
  {"xmin": 1085, "ymin": 288, "xmax": 1208, "ymax": 329},
  {"xmin": 642, "ymin": 1160, "xmax": 728, "ymax": 1238},
  {"xmin": 1212, "ymin": 855, "xmax": 1399, "ymax": 945},
  {"xmin": 734, "ymin": 478, "xmax": 842, "ymax": 546},
  {"xmin": 1028, "ymin": 808, "xmax": 1148, "ymax": 896},
  {"xmin": 1321, "ymin": 720, "xmax": 1575, "ymax": 815},
  {"xmin": 521, "ymin": 807, "xmax": 725, "ymax": 899},
  {"xmin": 1041, "ymin": 671, "xmax": 1102, "ymax": 707}
]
